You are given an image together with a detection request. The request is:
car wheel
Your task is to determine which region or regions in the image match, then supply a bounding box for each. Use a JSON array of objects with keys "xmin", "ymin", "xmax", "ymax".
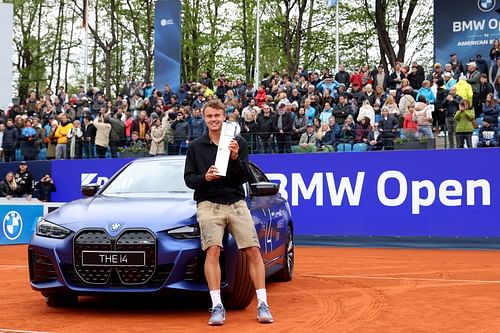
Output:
[
  {"xmin": 223, "ymin": 250, "xmax": 254, "ymax": 309},
  {"xmin": 43, "ymin": 293, "xmax": 78, "ymax": 307},
  {"xmin": 275, "ymin": 225, "xmax": 294, "ymax": 282}
]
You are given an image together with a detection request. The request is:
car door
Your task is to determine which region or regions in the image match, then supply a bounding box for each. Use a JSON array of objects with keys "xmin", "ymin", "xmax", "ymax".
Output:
[{"xmin": 246, "ymin": 163, "xmax": 285, "ymax": 267}]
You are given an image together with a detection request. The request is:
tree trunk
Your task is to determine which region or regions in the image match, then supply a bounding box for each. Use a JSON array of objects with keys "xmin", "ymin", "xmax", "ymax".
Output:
[{"xmin": 64, "ymin": 6, "xmax": 76, "ymax": 92}]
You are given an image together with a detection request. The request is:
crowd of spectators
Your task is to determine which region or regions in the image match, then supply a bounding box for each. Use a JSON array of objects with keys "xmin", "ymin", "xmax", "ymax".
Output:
[{"xmin": 1, "ymin": 45, "xmax": 500, "ymax": 161}]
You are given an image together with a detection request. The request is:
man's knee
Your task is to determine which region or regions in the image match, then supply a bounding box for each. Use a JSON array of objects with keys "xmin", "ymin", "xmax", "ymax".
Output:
[
  {"xmin": 244, "ymin": 247, "xmax": 262, "ymax": 262},
  {"xmin": 205, "ymin": 246, "xmax": 221, "ymax": 262}
]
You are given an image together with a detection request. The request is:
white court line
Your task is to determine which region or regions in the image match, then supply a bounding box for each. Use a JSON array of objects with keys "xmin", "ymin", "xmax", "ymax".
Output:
[
  {"xmin": 0, "ymin": 265, "xmax": 27, "ymax": 270},
  {"xmin": 302, "ymin": 274, "xmax": 500, "ymax": 284},
  {"xmin": 0, "ymin": 329, "xmax": 54, "ymax": 333}
]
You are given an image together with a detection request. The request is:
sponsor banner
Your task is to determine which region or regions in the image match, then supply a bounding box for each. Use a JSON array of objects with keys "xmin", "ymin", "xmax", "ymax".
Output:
[
  {"xmin": 51, "ymin": 158, "xmax": 132, "ymax": 202},
  {"xmin": 0, "ymin": 201, "xmax": 44, "ymax": 245},
  {"xmin": 434, "ymin": 0, "xmax": 500, "ymax": 67},
  {"xmin": 154, "ymin": 0, "xmax": 182, "ymax": 93},
  {"xmin": 48, "ymin": 149, "xmax": 500, "ymax": 238}
]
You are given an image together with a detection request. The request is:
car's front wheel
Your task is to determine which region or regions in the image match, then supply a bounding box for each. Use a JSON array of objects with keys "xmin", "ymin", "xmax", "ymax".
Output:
[
  {"xmin": 274, "ymin": 225, "xmax": 294, "ymax": 282},
  {"xmin": 223, "ymin": 250, "xmax": 254, "ymax": 309},
  {"xmin": 43, "ymin": 293, "xmax": 78, "ymax": 307}
]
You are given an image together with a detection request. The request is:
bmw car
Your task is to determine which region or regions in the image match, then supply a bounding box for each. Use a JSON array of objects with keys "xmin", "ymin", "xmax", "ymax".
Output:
[{"xmin": 28, "ymin": 156, "xmax": 294, "ymax": 308}]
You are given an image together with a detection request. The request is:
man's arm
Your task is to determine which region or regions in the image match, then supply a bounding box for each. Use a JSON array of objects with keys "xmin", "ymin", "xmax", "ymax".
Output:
[{"xmin": 227, "ymin": 137, "xmax": 250, "ymax": 185}]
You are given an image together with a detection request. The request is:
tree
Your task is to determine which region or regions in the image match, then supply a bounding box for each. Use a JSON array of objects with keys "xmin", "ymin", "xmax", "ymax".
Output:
[{"xmin": 363, "ymin": 0, "xmax": 419, "ymax": 70}]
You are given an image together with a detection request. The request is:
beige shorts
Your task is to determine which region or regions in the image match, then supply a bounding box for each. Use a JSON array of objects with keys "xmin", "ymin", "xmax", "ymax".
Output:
[{"xmin": 196, "ymin": 200, "xmax": 260, "ymax": 251}]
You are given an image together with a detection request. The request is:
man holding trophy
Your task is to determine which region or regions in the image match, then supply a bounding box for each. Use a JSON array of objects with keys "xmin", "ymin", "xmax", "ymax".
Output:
[{"xmin": 184, "ymin": 100, "xmax": 273, "ymax": 326}]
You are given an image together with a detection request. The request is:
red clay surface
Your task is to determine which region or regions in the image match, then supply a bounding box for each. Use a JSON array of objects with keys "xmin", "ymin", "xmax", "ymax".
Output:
[{"xmin": 1, "ymin": 245, "xmax": 500, "ymax": 332}]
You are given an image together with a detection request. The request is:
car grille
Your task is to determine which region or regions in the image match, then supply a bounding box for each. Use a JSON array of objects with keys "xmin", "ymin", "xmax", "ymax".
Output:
[
  {"xmin": 70, "ymin": 229, "xmax": 161, "ymax": 287},
  {"xmin": 29, "ymin": 248, "xmax": 58, "ymax": 283}
]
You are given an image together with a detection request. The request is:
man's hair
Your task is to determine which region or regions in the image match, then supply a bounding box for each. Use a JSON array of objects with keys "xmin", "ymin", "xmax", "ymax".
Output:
[{"xmin": 202, "ymin": 99, "xmax": 225, "ymax": 115}]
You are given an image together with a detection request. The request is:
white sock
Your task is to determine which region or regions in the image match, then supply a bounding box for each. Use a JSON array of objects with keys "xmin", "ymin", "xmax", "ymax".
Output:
[
  {"xmin": 210, "ymin": 290, "xmax": 222, "ymax": 308},
  {"xmin": 256, "ymin": 288, "xmax": 268, "ymax": 307}
]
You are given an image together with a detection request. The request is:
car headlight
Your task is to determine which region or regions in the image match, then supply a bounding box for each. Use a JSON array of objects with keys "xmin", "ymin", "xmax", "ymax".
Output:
[
  {"xmin": 36, "ymin": 219, "xmax": 72, "ymax": 239},
  {"xmin": 167, "ymin": 224, "xmax": 200, "ymax": 239}
]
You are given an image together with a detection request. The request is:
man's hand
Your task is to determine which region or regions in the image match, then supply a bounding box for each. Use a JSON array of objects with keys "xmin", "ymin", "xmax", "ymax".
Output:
[
  {"xmin": 205, "ymin": 165, "xmax": 222, "ymax": 182},
  {"xmin": 228, "ymin": 139, "xmax": 239, "ymax": 160}
]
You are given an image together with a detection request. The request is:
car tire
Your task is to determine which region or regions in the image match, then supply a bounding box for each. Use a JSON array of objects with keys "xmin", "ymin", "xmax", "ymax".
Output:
[
  {"xmin": 43, "ymin": 293, "xmax": 78, "ymax": 307},
  {"xmin": 223, "ymin": 250, "xmax": 254, "ymax": 309},
  {"xmin": 274, "ymin": 225, "xmax": 294, "ymax": 282}
]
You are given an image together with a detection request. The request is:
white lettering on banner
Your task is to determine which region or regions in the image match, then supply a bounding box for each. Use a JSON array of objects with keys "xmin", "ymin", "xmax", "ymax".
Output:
[
  {"xmin": 466, "ymin": 180, "xmax": 491, "ymax": 206},
  {"xmin": 81, "ymin": 173, "xmax": 109, "ymax": 186},
  {"xmin": 439, "ymin": 180, "xmax": 462, "ymax": 207},
  {"xmin": 267, "ymin": 170, "xmax": 492, "ymax": 214},
  {"xmin": 377, "ymin": 171, "xmax": 408, "ymax": 207},
  {"xmin": 292, "ymin": 173, "xmax": 323, "ymax": 206},
  {"xmin": 452, "ymin": 20, "xmax": 486, "ymax": 32},
  {"xmin": 325, "ymin": 172, "xmax": 365, "ymax": 206},
  {"xmin": 411, "ymin": 180, "xmax": 436, "ymax": 215}
]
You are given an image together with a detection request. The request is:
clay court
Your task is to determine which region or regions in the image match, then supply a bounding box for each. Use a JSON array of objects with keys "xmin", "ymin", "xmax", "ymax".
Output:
[{"xmin": 1, "ymin": 245, "xmax": 500, "ymax": 332}]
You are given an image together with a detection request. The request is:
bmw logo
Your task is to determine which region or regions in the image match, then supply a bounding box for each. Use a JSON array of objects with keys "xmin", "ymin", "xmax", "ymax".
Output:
[
  {"xmin": 478, "ymin": 0, "xmax": 496, "ymax": 12},
  {"xmin": 111, "ymin": 223, "xmax": 122, "ymax": 231},
  {"xmin": 2, "ymin": 211, "xmax": 23, "ymax": 241}
]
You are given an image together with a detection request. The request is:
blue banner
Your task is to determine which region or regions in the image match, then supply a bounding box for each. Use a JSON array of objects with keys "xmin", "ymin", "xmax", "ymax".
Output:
[
  {"xmin": 434, "ymin": 0, "xmax": 500, "ymax": 67},
  {"xmin": 46, "ymin": 149, "xmax": 500, "ymax": 238},
  {"xmin": 0, "ymin": 201, "xmax": 44, "ymax": 244},
  {"xmin": 154, "ymin": 0, "xmax": 181, "ymax": 93}
]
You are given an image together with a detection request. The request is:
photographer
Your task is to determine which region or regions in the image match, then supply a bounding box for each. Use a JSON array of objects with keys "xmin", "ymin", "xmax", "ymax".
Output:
[
  {"xmin": 93, "ymin": 108, "xmax": 112, "ymax": 158},
  {"xmin": 171, "ymin": 112, "xmax": 190, "ymax": 155},
  {"xmin": 35, "ymin": 173, "xmax": 56, "ymax": 202}
]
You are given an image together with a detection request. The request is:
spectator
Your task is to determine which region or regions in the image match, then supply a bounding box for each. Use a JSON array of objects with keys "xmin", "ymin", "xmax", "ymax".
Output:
[
  {"xmin": 378, "ymin": 107, "xmax": 399, "ymax": 150},
  {"xmin": 466, "ymin": 61, "xmax": 482, "ymax": 118},
  {"xmin": 272, "ymin": 100, "xmax": 293, "ymax": 153},
  {"xmin": 14, "ymin": 161, "xmax": 33, "ymax": 200},
  {"xmin": 93, "ymin": 113, "xmax": 112, "ymax": 158},
  {"xmin": 19, "ymin": 118, "xmax": 37, "ymax": 160},
  {"xmin": 0, "ymin": 172, "xmax": 16, "ymax": 198},
  {"xmin": 454, "ymin": 100, "xmax": 475, "ymax": 148},
  {"xmin": 450, "ymin": 53, "xmax": 464, "ymax": 79},
  {"xmin": 108, "ymin": 114, "xmax": 125, "ymax": 158},
  {"xmin": 0, "ymin": 171, "xmax": 17, "ymax": 199},
  {"xmin": 355, "ymin": 117, "xmax": 372, "ymax": 144},
  {"xmin": 317, "ymin": 121, "xmax": 336, "ymax": 152},
  {"xmin": 171, "ymin": 112, "xmax": 190, "ymax": 155},
  {"xmin": 121, "ymin": 74, "xmax": 137, "ymax": 98},
  {"xmin": 131, "ymin": 111, "xmax": 150, "ymax": 141},
  {"xmin": 240, "ymin": 109, "xmax": 259, "ymax": 153},
  {"xmin": 2, "ymin": 119, "xmax": 18, "ymax": 162},
  {"xmin": 367, "ymin": 122, "xmax": 384, "ymax": 151},
  {"xmin": 162, "ymin": 110, "xmax": 176, "ymax": 155},
  {"xmin": 66, "ymin": 120, "xmax": 83, "ymax": 159},
  {"xmin": 455, "ymin": 74, "xmax": 473, "ymax": 107},
  {"xmin": 91, "ymin": 94, "xmax": 107, "ymax": 118},
  {"xmin": 382, "ymin": 95, "xmax": 400, "ymax": 119},
  {"xmin": 149, "ymin": 118, "xmax": 165, "ymax": 156},
  {"xmin": 319, "ymin": 102, "xmax": 334, "ymax": 124},
  {"xmin": 54, "ymin": 114, "xmax": 73, "ymax": 159},
  {"xmin": 294, "ymin": 124, "xmax": 317, "ymax": 153},
  {"xmin": 126, "ymin": 131, "xmax": 146, "ymax": 150},
  {"xmin": 337, "ymin": 115, "xmax": 356, "ymax": 146},
  {"xmin": 333, "ymin": 95, "xmax": 352, "ymax": 125},
  {"xmin": 35, "ymin": 173, "xmax": 56, "ymax": 202},
  {"xmin": 403, "ymin": 103, "xmax": 418, "ymax": 135},
  {"xmin": 82, "ymin": 116, "xmax": 96, "ymax": 159},
  {"xmin": 482, "ymin": 92, "xmax": 499, "ymax": 126},
  {"xmin": 46, "ymin": 119, "xmax": 58, "ymax": 160},
  {"xmin": 412, "ymin": 96, "xmax": 434, "ymax": 138},
  {"xmin": 372, "ymin": 65, "xmax": 390, "ymax": 91},
  {"xmin": 350, "ymin": 67, "xmax": 363, "ymax": 88},
  {"xmin": 357, "ymin": 100, "xmax": 375, "ymax": 125},
  {"xmin": 143, "ymin": 81, "xmax": 156, "ymax": 99},
  {"xmin": 360, "ymin": 84, "xmax": 376, "ymax": 106},
  {"xmin": 398, "ymin": 87, "xmax": 415, "ymax": 123},
  {"xmin": 256, "ymin": 104, "xmax": 275, "ymax": 154},
  {"xmin": 389, "ymin": 62, "xmax": 404, "ymax": 90},
  {"xmin": 478, "ymin": 117, "xmax": 498, "ymax": 147},
  {"xmin": 335, "ymin": 64, "xmax": 350, "ymax": 88}
]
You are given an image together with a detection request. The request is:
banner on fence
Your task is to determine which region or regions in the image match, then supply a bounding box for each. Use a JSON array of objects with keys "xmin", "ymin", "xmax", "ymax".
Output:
[
  {"xmin": 0, "ymin": 200, "xmax": 44, "ymax": 245},
  {"xmin": 434, "ymin": 0, "xmax": 500, "ymax": 68}
]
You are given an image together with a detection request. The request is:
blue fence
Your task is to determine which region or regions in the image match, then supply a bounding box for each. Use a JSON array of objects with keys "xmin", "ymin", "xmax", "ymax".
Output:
[{"xmin": 1, "ymin": 149, "xmax": 499, "ymax": 246}]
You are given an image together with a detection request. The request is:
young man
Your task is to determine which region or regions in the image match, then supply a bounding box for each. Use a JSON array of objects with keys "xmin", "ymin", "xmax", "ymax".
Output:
[{"xmin": 184, "ymin": 99, "xmax": 273, "ymax": 326}]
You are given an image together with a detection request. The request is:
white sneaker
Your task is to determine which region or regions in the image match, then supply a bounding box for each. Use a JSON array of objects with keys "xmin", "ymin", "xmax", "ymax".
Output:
[{"xmin": 438, "ymin": 131, "xmax": 445, "ymax": 137}]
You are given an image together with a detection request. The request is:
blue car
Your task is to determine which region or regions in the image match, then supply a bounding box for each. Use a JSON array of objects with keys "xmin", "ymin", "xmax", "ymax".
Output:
[{"xmin": 28, "ymin": 156, "xmax": 294, "ymax": 308}]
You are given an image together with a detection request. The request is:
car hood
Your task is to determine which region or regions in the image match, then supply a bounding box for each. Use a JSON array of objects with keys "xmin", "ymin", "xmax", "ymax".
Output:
[{"xmin": 46, "ymin": 195, "xmax": 197, "ymax": 233}]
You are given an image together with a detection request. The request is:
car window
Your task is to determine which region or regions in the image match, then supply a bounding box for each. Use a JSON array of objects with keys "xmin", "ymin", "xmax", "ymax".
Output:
[{"xmin": 102, "ymin": 160, "xmax": 193, "ymax": 195}]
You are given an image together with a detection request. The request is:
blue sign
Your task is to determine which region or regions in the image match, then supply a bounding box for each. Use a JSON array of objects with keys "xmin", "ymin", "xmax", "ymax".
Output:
[
  {"xmin": 0, "ymin": 203, "xmax": 44, "ymax": 244},
  {"xmin": 48, "ymin": 149, "xmax": 500, "ymax": 239},
  {"xmin": 154, "ymin": 0, "xmax": 182, "ymax": 93},
  {"xmin": 434, "ymin": 0, "xmax": 500, "ymax": 67},
  {"xmin": 51, "ymin": 158, "xmax": 132, "ymax": 202}
]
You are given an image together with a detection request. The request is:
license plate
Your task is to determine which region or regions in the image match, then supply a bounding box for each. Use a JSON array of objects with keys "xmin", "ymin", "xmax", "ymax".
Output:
[{"xmin": 81, "ymin": 251, "xmax": 145, "ymax": 266}]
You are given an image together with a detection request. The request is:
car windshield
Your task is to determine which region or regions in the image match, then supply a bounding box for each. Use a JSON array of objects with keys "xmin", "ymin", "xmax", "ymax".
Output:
[{"xmin": 102, "ymin": 159, "xmax": 193, "ymax": 195}]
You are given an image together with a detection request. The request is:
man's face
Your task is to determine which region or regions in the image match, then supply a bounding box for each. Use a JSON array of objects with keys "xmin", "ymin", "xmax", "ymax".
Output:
[
  {"xmin": 0, "ymin": 124, "xmax": 5, "ymax": 131},
  {"xmin": 204, "ymin": 107, "xmax": 225, "ymax": 132},
  {"xmin": 193, "ymin": 109, "xmax": 201, "ymax": 118}
]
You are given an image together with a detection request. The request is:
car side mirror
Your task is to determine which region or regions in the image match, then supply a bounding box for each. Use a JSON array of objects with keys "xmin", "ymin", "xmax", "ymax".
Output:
[
  {"xmin": 81, "ymin": 184, "xmax": 100, "ymax": 197},
  {"xmin": 250, "ymin": 182, "xmax": 280, "ymax": 196}
]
